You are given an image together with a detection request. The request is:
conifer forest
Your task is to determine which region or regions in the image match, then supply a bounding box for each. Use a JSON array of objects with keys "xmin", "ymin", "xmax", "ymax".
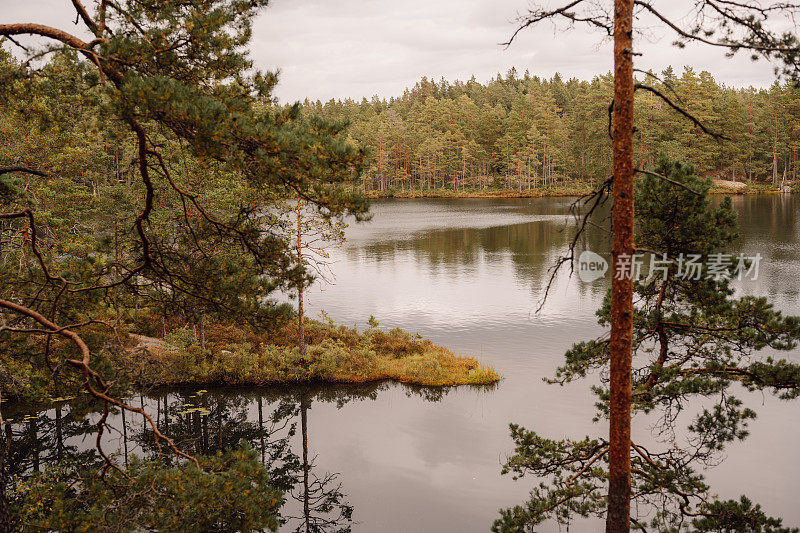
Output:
[{"xmin": 2, "ymin": 1, "xmax": 800, "ymax": 532}]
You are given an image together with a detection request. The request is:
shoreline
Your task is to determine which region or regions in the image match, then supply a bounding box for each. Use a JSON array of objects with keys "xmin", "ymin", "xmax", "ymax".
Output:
[
  {"xmin": 364, "ymin": 186, "xmax": 593, "ymax": 199},
  {"xmin": 363, "ymin": 182, "xmax": 786, "ymax": 199}
]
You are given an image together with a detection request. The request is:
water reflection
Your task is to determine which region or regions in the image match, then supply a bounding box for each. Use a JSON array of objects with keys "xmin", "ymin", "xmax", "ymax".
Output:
[
  {"xmin": 726, "ymin": 195, "xmax": 800, "ymax": 306},
  {"xmin": 6, "ymin": 402, "xmax": 102, "ymax": 480},
  {"xmin": 6, "ymin": 382, "xmax": 460, "ymax": 532},
  {"xmin": 6, "ymin": 196, "xmax": 800, "ymax": 532},
  {"xmin": 347, "ymin": 199, "xmax": 611, "ymax": 288},
  {"xmin": 315, "ymin": 198, "xmax": 613, "ymax": 340}
]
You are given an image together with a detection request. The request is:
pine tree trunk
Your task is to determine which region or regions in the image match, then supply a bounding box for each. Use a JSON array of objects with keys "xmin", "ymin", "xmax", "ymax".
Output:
[
  {"xmin": 298, "ymin": 286, "xmax": 305, "ymax": 356},
  {"xmin": 297, "ymin": 199, "xmax": 306, "ymax": 357},
  {"xmin": 607, "ymin": 0, "xmax": 635, "ymax": 531}
]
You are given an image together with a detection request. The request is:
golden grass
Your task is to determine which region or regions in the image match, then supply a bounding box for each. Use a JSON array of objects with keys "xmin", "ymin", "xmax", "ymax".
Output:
[{"xmin": 119, "ymin": 319, "xmax": 500, "ymax": 388}]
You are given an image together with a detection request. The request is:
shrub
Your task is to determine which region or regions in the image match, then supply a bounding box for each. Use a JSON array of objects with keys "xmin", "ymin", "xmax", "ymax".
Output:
[
  {"xmin": 11, "ymin": 446, "xmax": 283, "ymax": 532},
  {"xmin": 123, "ymin": 317, "xmax": 499, "ymax": 387}
]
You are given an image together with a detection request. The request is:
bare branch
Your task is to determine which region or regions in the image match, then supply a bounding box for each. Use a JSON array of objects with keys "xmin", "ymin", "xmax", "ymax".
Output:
[
  {"xmin": 634, "ymin": 83, "xmax": 729, "ymax": 141},
  {"xmin": 536, "ymin": 177, "xmax": 612, "ymax": 313},
  {"xmin": 503, "ymin": 0, "xmax": 612, "ymax": 47},
  {"xmin": 70, "ymin": 0, "xmax": 100, "ymax": 36}
]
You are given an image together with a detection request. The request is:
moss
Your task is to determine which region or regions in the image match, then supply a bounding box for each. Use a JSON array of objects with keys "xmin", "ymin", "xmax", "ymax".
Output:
[{"xmin": 117, "ymin": 319, "xmax": 500, "ymax": 388}]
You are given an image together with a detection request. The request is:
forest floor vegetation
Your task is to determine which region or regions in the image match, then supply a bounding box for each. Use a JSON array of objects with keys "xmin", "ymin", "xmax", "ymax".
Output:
[{"xmin": 114, "ymin": 317, "xmax": 500, "ymax": 388}]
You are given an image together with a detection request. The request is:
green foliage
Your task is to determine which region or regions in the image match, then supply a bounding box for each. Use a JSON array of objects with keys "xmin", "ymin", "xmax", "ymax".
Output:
[
  {"xmin": 692, "ymin": 497, "xmax": 798, "ymax": 533},
  {"xmin": 496, "ymin": 158, "xmax": 800, "ymax": 531},
  {"xmin": 0, "ymin": 0, "xmax": 367, "ymax": 395},
  {"xmin": 1, "ymin": 3, "xmax": 369, "ymax": 529},
  {"xmin": 164, "ymin": 327, "xmax": 200, "ymax": 351},
  {"xmin": 492, "ymin": 426, "xmax": 607, "ymax": 532},
  {"xmin": 367, "ymin": 315, "xmax": 380, "ymax": 329},
  {"xmin": 11, "ymin": 445, "xmax": 283, "ymax": 532},
  {"xmin": 306, "ymin": 67, "xmax": 800, "ymax": 192}
]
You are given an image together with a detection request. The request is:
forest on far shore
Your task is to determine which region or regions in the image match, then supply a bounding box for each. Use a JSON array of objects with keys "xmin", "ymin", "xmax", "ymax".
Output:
[{"xmin": 303, "ymin": 67, "xmax": 800, "ymax": 191}]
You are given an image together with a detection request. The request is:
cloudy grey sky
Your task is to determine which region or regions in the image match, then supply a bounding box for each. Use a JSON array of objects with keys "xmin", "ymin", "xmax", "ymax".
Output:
[{"xmin": 3, "ymin": 0, "xmax": 790, "ymax": 103}]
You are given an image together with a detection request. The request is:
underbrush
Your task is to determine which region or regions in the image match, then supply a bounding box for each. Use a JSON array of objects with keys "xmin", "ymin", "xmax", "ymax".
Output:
[{"xmin": 117, "ymin": 318, "xmax": 500, "ymax": 387}]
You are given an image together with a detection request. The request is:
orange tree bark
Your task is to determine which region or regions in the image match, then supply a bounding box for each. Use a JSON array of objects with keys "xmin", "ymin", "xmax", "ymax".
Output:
[{"xmin": 607, "ymin": 0, "xmax": 635, "ymax": 532}]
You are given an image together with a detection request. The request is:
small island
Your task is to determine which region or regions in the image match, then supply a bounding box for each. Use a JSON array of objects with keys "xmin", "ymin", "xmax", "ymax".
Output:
[{"xmin": 118, "ymin": 318, "xmax": 499, "ymax": 388}]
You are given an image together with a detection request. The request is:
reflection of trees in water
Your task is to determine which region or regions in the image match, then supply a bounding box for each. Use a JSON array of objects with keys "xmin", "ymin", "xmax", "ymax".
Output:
[
  {"xmin": 347, "ymin": 205, "xmax": 611, "ymax": 301},
  {"xmin": 288, "ymin": 391, "xmax": 351, "ymax": 533},
  {"xmin": 282, "ymin": 383, "xmax": 453, "ymax": 532},
  {"xmin": 351, "ymin": 221, "xmax": 576, "ymax": 270},
  {"xmin": 134, "ymin": 386, "xmax": 363, "ymax": 531},
  {"xmin": 348, "ymin": 197, "xmax": 800, "ymax": 308},
  {"xmin": 726, "ymin": 195, "xmax": 800, "ymax": 304},
  {"xmin": 131, "ymin": 391, "xmax": 300, "ymax": 493},
  {"xmin": 5, "ymin": 404, "xmax": 100, "ymax": 480},
  {"xmin": 6, "ymin": 381, "xmax": 451, "ymax": 531},
  {"xmin": 729, "ymin": 194, "xmax": 798, "ymax": 247},
  {"xmin": 280, "ymin": 383, "xmax": 459, "ymax": 532}
]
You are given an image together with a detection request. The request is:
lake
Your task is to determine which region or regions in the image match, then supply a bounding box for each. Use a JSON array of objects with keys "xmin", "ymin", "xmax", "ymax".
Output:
[{"xmin": 7, "ymin": 195, "xmax": 800, "ymax": 532}]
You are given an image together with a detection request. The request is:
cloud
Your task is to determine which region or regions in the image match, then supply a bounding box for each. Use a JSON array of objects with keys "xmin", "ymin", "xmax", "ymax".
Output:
[
  {"xmin": 251, "ymin": 0, "xmax": 783, "ymax": 103},
  {"xmin": 3, "ymin": 0, "xmax": 788, "ymax": 102}
]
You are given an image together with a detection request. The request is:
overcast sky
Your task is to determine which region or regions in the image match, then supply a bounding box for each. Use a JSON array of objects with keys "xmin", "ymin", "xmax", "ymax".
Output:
[{"xmin": 4, "ymin": 0, "xmax": 790, "ymax": 103}]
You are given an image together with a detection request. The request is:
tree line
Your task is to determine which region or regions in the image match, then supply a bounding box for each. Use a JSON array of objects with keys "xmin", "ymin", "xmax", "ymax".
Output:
[
  {"xmin": 304, "ymin": 67, "xmax": 800, "ymax": 192},
  {"xmin": 3, "ymin": 0, "xmax": 800, "ymax": 530}
]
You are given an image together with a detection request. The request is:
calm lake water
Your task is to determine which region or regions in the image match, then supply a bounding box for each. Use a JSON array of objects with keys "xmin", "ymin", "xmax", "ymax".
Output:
[{"xmin": 8, "ymin": 195, "xmax": 800, "ymax": 532}]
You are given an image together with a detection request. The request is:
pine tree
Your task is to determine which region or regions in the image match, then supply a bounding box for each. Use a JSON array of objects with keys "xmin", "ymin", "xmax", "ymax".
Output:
[
  {"xmin": 494, "ymin": 158, "xmax": 800, "ymax": 532},
  {"xmin": 0, "ymin": 2, "xmax": 367, "ymax": 528}
]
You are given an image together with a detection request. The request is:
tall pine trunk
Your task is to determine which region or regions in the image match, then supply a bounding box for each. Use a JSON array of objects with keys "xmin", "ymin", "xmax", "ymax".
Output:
[
  {"xmin": 607, "ymin": 0, "xmax": 635, "ymax": 531},
  {"xmin": 297, "ymin": 199, "xmax": 306, "ymax": 357}
]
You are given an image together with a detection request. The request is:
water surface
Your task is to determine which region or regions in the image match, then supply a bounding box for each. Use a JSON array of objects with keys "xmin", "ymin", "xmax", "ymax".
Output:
[{"xmin": 9, "ymin": 195, "xmax": 800, "ymax": 532}]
